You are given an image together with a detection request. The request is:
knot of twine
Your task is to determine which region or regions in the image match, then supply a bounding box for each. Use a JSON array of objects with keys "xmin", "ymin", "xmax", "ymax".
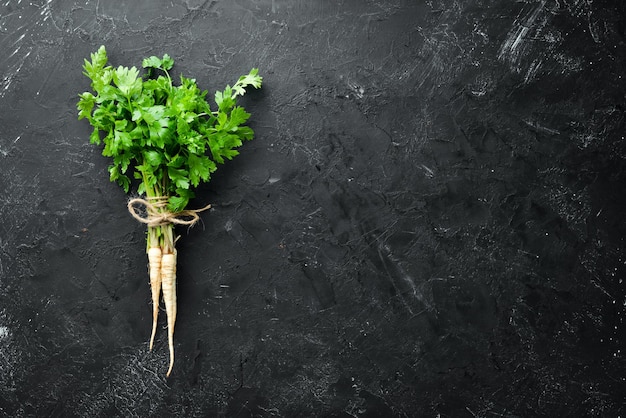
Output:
[{"xmin": 127, "ymin": 196, "xmax": 211, "ymax": 227}]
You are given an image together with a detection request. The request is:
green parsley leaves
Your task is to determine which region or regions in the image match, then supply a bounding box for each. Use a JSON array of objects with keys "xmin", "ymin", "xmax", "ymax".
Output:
[{"xmin": 77, "ymin": 45, "xmax": 262, "ymax": 212}]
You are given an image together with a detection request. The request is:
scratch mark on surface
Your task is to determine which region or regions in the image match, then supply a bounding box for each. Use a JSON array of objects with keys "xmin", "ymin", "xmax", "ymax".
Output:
[
  {"xmin": 36, "ymin": 52, "xmax": 61, "ymax": 97},
  {"xmin": 1, "ymin": 51, "xmax": 29, "ymax": 96},
  {"xmin": 498, "ymin": 1, "xmax": 546, "ymax": 76},
  {"xmin": 523, "ymin": 58, "xmax": 543, "ymax": 84},
  {"xmin": 377, "ymin": 242, "xmax": 431, "ymax": 314},
  {"xmin": 524, "ymin": 119, "xmax": 560, "ymax": 136}
]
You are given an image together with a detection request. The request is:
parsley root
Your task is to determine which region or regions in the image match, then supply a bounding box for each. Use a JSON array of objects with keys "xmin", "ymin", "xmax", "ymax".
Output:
[
  {"xmin": 160, "ymin": 250, "xmax": 177, "ymax": 377},
  {"xmin": 147, "ymin": 246, "xmax": 162, "ymax": 351},
  {"xmin": 78, "ymin": 45, "xmax": 262, "ymax": 376}
]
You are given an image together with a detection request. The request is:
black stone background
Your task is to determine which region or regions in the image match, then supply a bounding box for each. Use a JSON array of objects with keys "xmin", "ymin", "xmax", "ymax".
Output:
[{"xmin": 1, "ymin": 0, "xmax": 625, "ymax": 416}]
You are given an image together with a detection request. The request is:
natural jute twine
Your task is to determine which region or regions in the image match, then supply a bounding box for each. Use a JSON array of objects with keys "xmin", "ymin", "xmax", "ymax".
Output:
[{"xmin": 127, "ymin": 196, "xmax": 211, "ymax": 227}]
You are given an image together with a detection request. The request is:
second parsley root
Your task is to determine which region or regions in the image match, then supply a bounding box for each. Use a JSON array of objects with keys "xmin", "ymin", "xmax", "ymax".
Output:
[
  {"xmin": 78, "ymin": 45, "xmax": 262, "ymax": 376},
  {"xmin": 160, "ymin": 249, "xmax": 177, "ymax": 377}
]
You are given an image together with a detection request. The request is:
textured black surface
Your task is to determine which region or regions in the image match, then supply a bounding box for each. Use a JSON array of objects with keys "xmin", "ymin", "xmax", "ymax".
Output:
[{"xmin": 1, "ymin": 0, "xmax": 625, "ymax": 416}]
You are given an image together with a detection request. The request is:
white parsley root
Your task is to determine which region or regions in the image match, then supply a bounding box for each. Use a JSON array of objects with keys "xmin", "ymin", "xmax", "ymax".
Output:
[
  {"xmin": 160, "ymin": 250, "xmax": 177, "ymax": 377},
  {"xmin": 147, "ymin": 246, "xmax": 162, "ymax": 351}
]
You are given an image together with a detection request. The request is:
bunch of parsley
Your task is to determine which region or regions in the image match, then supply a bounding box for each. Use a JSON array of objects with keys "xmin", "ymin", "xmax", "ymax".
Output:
[{"xmin": 76, "ymin": 46, "xmax": 262, "ymax": 375}]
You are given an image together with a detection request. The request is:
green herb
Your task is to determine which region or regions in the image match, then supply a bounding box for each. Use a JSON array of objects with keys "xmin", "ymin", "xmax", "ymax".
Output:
[
  {"xmin": 77, "ymin": 45, "xmax": 262, "ymax": 376},
  {"xmin": 78, "ymin": 45, "xmax": 261, "ymax": 214}
]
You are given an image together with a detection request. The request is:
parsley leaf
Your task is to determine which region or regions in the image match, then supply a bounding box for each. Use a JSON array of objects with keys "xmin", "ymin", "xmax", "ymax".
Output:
[{"xmin": 113, "ymin": 66, "xmax": 141, "ymax": 97}]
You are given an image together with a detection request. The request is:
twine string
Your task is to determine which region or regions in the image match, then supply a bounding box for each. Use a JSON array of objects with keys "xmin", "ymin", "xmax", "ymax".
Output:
[{"xmin": 127, "ymin": 196, "xmax": 211, "ymax": 227}]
